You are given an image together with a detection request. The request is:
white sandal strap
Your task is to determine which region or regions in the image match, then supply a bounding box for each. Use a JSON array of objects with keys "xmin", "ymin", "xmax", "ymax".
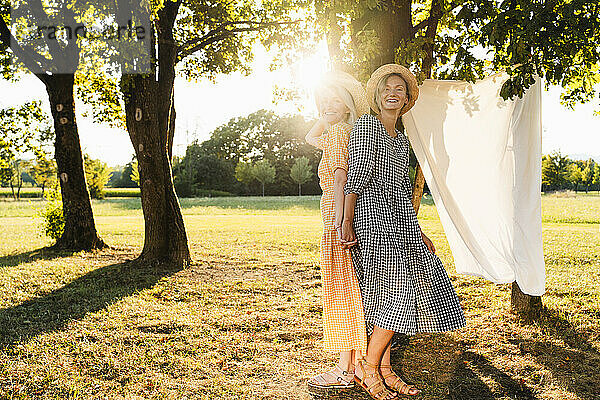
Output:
[{"xmin": 308, "ymin": 366, "xmax": 355, "ymax": 387}]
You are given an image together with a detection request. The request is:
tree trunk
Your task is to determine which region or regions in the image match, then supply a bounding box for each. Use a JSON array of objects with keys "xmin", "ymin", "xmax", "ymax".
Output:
[
  {"xmin": 408, "ymin": 0, "xmax": 442, "ymax": 214},
  {"xmin": 326, "ymin": 8, "xmax": 345, "ymax": 71},
  {"xmin": 9, "ymin": 180, "xmax": 15, "ymax": 200},
  {"xmin": 45, "ymin": 74, "xmax": 106, "ymax": 250},
  {"xmin": 120, "ymin": 1, "xmax": 190, "ymax": 268},
  {"xmin": 122, "ymin": 74, "xmax": 190, "ymax": 268},
  {"xmin": 262, "ymin": 183, "xmax": 265, "ymax": 197},
  {"xmin": 411, "ymin": 164, "xmax": 426, "ymax": 213},
  {"xmin": 351, "ymin": 0, "xmax": 414, "ymax": 73},
  {"xmin": 511, "ymin": 282, "xmax": 542, "ymax": 319},
  {"xmin": 167, "ymin": 100, "xmax": 176, "ymax": 162},
  {"xmin": 0, "ymin": 6, "xmax": 103, "ymax": 249},
  {"xmin": 298, "ymin": 183, "xmax": 301, "ymax": 196}
]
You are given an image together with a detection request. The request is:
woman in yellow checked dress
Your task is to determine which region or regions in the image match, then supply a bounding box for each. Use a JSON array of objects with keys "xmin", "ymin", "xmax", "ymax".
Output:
[{"xmin": 305, "ymin": 72, "xmax": 370, "ymax": 391}]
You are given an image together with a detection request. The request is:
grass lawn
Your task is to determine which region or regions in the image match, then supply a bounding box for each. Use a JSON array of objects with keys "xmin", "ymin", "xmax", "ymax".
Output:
[{"xmin": 0, "ymin": 193, "xmax": 599, "ymax": 399}]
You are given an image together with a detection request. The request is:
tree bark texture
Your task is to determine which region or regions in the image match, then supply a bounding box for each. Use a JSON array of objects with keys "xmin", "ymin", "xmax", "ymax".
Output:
[
  {"xmin": 121, "ymin": 1, "xmax": 190, "ymax": 267},
  {"xmin": 409, "ymin": 0, "xmax": 442, "ymax": 214},
  {"xmin": 45, "ymin": 74, "xmax": 106, "ymax": 250},
  {"xmin": 122, "ymin": 75, "xmax": 190, "ymax": 267},
  {"xmin": 352, "ymin": 0, "xmax": 414, "ymax": 72},
  {"xmin": 511, "ymin": 282, "xmax": 542, "ymax": 319},
  {"xmin": 1, "ymin": 14, "xmax": 105, "ymax": 251},
  {"xmin": 326, "ymin": 9, "xmax": 345, "ymax": 71}
]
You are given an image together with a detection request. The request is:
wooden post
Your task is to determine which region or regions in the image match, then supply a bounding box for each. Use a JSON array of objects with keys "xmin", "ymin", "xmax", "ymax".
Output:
[
  {"xmin": 511, "ymin": 282, "xmax": 542, "ymax": 320},
  {"xmin": 410, "ymin": 164, "xmax": 426, "ymax": 214}
]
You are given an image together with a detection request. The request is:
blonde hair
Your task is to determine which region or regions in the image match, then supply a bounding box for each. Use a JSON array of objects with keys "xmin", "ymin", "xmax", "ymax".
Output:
[
  {"xmin": 374, "ymin": 73, "xmax": 409, "ymax": 114},
  {"xmin": 314, "ymin": 84, "xmax": 358, "ymax": 125}
]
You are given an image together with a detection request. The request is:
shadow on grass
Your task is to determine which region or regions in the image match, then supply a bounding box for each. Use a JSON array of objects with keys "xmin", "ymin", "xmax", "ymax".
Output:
[
  {"xmin": 310, "ymin": 332, "xmax": 535, "ymax": 400},
  {"xmin": 448, "ymin": 350, "xmax": 536, "ymax": 400},
  {"xmin": 0, "ymin": 256, "xmax": 182, "ymax": 348},
  {"xmin": 0, "ymin": 247, "xmax": 78, "ymax": 269},
  {"xmin": 511, "ymin": 306, "xmax": 600, "ymax": 400},
  {"xmin": 383, "ymin": 334, "xmax": 536, "ymax": 400}
]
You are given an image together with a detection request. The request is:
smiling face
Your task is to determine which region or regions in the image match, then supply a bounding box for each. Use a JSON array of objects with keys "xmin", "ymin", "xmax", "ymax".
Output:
[
  {"xmin": 376, "ymin": 74, "xmax": 409, "ymax": 113},
  {"xmin": 317, "ymin": 87, "xmax": 351, "ymax": 126}
]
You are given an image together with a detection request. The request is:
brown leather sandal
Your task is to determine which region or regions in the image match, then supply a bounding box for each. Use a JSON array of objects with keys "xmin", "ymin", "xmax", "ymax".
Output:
[
  {"xmin": 380, "ymin": 364, "xmax": 421, "ymax": 396},
  {"xmin": 354, "ymin": 358, "xmax": 397, "ymax": 400}
]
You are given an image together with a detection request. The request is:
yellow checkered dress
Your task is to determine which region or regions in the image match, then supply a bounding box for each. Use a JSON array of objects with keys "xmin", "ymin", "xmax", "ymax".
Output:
[{"xmin": 316, "ymin": 122, "xmax": 368, "ymax": 354}]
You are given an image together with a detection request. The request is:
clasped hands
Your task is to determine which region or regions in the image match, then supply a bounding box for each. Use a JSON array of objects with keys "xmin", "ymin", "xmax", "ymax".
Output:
[
  {"xmin": 336, "ymin": 221, "xmax": 437, "ymax": 254},
  {"xmin": 336, "ymin": 220, "xmax": 357, "ymax": 249}
]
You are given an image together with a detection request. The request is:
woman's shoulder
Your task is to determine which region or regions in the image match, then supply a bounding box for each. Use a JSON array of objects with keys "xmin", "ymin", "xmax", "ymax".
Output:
[
  {"xmin": 354, "ymin": 114, "xmax": 384, "ymax": 131},
  {"xmin": 326, "ymin": 122, "xmax": 352, "ymax": 146},
  {"xmin": 328, "ymin": 121, "xmax": 352, "ymax": 135},
  {"xmin": 352, "ymin": 114, "xmax": 384, "ymax": 141},
  {"xmin": 355, "ymin": 113, "xmax": 377, "ymax": 125}
]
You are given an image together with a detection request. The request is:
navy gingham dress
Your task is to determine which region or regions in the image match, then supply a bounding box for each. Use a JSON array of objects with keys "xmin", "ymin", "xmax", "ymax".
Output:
[{"xmin": 344, "ymin": 114, "xmax": 466, "ymax": 335}]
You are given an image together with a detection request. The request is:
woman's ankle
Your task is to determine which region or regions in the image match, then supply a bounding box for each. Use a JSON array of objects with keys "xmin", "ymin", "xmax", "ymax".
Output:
[
  {"xmin": 338, "ymin": 351, "xmax": 354, "ymax": 373},
  {"xmin": 336, "ymin": 362, "xmax": 354, "ymax": 374},
  {"xmin": 355, "ymin": 357, "xmax": 377, "ymax": 378}
]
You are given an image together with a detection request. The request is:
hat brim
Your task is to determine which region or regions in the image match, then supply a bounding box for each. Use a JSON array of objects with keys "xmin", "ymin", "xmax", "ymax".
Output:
[
  {"xmin": 318, "ymin": 71, "xmax": 370, "ymax": 118},
  {"xmin": 366, "ymin": 64, "xmax": 419, "ymax": 115}
]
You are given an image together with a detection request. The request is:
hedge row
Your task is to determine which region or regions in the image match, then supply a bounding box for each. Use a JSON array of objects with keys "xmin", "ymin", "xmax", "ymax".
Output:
[{"xmin": 0, "ymin": 187, "xmax": 233, "ymax": 198}]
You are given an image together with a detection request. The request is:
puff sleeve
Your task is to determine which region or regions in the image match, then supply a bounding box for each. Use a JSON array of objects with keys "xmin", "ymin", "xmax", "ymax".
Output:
[
  {"xmin": 314, "ymin": 136, "xmax": 326, "ymax": 150},
  {"xmin": 344, "ymin": 115, "xmax": 378, "ymax": 196},
  {"xmin": 326, "ymin": 123, "xmax": 350, "ymax": 172}
]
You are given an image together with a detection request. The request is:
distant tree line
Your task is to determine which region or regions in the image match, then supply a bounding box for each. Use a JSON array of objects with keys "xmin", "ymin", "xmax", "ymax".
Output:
[
  {"xmin": 108, "ymin": 158, "xmax": 139, "ymax": 189},
  {"xmin": 107, "ymin": 110, "xmax": 600, "ymax": 197},
  {"xmin": 0, "ymin": 102, "xmax": 114, "ymax": 200},
  {"xmin": 5, "ymin": 103, "xmax": 598, "ymax": 201},
  {"xmin": 169, "ymin": 109, "xmax": 323, "ymax": 197},
  {"xmin": 542, "ymin": 152, "xmax": 600, "ymax": 193}
]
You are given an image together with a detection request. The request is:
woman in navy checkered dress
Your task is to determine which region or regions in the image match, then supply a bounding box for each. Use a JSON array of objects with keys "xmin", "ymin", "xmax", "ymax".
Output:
[{"xmin": 341, "ymin": 65, "xmax": 465, "ymax": 399}]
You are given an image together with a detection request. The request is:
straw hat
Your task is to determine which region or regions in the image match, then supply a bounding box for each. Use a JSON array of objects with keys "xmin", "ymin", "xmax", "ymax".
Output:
[
  {"xmin": 366, "ymin": 64, "xmax": 419, "ymax": 115},
  {"xmin": 317, "ymin": 71, "xmax": 370, "ymax": 118}
]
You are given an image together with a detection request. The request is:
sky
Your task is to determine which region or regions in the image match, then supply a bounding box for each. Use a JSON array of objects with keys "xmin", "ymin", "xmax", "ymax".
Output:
[{"xmin": 1, "ymin": 42, "xmax": 599, "ymax": 167}]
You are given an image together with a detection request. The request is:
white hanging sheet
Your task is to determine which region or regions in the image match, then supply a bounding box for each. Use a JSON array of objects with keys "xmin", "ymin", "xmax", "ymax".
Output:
[{"xmin": 402, "ymin": 73, "xmax": 545, "ymax": 296}]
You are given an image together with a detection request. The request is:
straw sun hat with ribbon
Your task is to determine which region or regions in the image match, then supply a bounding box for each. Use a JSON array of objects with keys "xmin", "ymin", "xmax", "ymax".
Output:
[
  {"xmin": 366, "ymin": 64, "xmax": 419, "ymax": 115},
  {"xmin": 316, "ymin": 71, "xmax": 370, "ymax": 119}
]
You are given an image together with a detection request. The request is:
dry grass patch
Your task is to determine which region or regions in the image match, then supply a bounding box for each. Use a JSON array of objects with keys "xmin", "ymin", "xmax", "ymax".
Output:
[{"xmin": 0, "ymin": 195, "xmax": 598, "ymax": 399}]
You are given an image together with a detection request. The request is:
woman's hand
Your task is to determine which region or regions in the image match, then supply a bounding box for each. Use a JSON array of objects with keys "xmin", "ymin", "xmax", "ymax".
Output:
[
  {"xmin": 339, "ymin": 220, "xmax": 357, "ymax": 249},
  {"xmin": 421, "ymin": 232, "xmax": 436, "ymax": 254}
]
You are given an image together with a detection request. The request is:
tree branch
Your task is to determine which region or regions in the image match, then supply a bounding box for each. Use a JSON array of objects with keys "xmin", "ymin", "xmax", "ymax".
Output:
[
  {"xmin": 412, "ymin": 18, "xmax": 429, "ymax": 33},
  {"xmin": 178, "ymin": 21, "xmax": 261, "ymax": 54},
  {"xmin": 422, "ymin": 0, "xmax": 443, "ymax": 77},
  {"xmin": 177, "ymin": 20, "xmax": 297, "ymax": 59},
  {"xmin": 0, "ymin": 16, "xmax": 50, "ymax": 84},
  {"xmin": 412, "ymin": 2, "xmax": 462, "ymax": 35},
  {"xmin": 25, "ymin": 0, "xmax": 68, "ymax": 68}
]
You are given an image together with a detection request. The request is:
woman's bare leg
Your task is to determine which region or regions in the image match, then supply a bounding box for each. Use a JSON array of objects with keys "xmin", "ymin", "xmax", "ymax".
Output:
[
  {"xmin": 338, "ymin": 350, "xmax": 354, "ymax": 372},
  {"xmin": 355, "ymin": 326, "xmax": 397, "ymax": 398},
  {"xmin": 379, "ymin": 340, "xmax": 420, "ymax": 395},
  {"xmin": 381, "ymin": 344, "xmax": 392, "ymax": 366}
]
